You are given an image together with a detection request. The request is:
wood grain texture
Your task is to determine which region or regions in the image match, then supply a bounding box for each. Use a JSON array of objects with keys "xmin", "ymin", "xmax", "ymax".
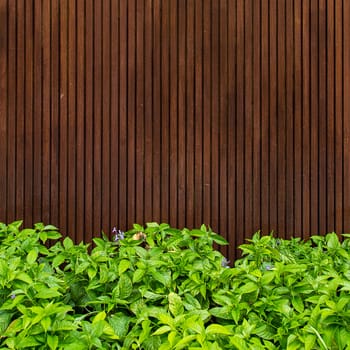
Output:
[{"xmin": 0, "ymin": 0, "xmax": 349, "ymax": 260}]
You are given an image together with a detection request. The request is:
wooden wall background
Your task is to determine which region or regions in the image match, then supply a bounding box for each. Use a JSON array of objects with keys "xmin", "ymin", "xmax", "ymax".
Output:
[{"xmin": 0, "ymin": 0, "xmax": 350, "ymax": 259}]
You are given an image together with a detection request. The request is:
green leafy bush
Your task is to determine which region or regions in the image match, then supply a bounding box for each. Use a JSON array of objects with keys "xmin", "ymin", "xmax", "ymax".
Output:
[{"xmin": 0, "ymin": 222, "xmax": 350, "ymax": 349}]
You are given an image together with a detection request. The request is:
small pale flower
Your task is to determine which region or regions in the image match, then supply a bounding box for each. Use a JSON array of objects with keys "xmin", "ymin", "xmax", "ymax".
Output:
[
  {"xmin": 10, "ymin": 294, "xmax": 16, "ymax": 299},
  {"xmin": 113, "ymin": 228, "xmax": 125, "ymax": 242},
  {"xmin": 221, "ymin": 257, "xmax": 230, "ymax": 268}
]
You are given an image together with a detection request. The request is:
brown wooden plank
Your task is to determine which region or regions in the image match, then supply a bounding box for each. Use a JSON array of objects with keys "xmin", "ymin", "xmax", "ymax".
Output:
[
  {"xmin": 160, "ymin": 0, "xmax": 170, "ymax": 224},
  {"xmin": 127, "ymin": 0, "xmax": 136, "ymax": 227},
  {"xmin": 102, "ymin": 0, "xmax": 111, "ymax": 233},
  {"xmin": 244, "ymin": 0, "xmax": 253, "ymax": 236},
  {"xmin": 286, "ymin": 0, "xmax": 294, "ymax": 236},
  {"xmin": 169, "ymin": 0, "xmax": 178, "ymax": 226},
  {"xmin": 344, "ymin": 0, "xmax": 350, "ymax": 232},
  {"xmin": 50, "ymin": 0, "xmax": 59, "ymax": 228},
  {"xmin": 178, "ymin": 0, "xmax": 186, "ymax": 229},
  {"xmin": 236, "ymin": 0, "xmax": 244, "ymax": 245},
  {"xmin": 16, "ymin": 0, "xmax": 25, "ymax": 221},
  {"xmin": 33, "ymin": 0, "xmax": 42, "ymax": 224},
  {"xmin": 135, "ymin": 0, "xmax": 144, "ymax": 225},
  {"xmin": 302, "ymin": 0, "xmax": 311, "ymax": 237},
  {"xmin": 202, "ymin": 0, "xmax": 211, "ymax": 227},
  {"xmin": 59, "ymin": 0, "xmax": 68, "ymax": 235},
  {"xmin": 67, "ymin": 0, "xmax": 77, "ymax": 238},
  {"xmin": 277, "ymin": 0, "xmax": 286, "ymax": 237},
  {"xmin": 310, "ymin": 0, "xmax": 319, "ymax": 235},
  {"xmin": 144, "ymin": 0, "xmax": 153, "ymax": 222},
  {"xmin": 110, "ymin": 0, "xmax": 119, "ymax": 233},
  {"xmin": 326, "ymin": 0, "xmax": 335, "ymax": 232},
  {"xmin": 219, "ymin": 0, "xmax": 228, "ymax": 246},
  {"xmin": 76, "ymin": 0, "xmax": 85, "ymax": 240},
  {"xmin": 334, "ymin": 0, "xmax": 343, "ymax": 234},
  {"xmin": 211, "ymin": 0, "xmax": 220, "ymax": 233},
  {"xmin": 24, "ymin": 0, "xmax": 34, "ymax": 227},
  {"xmin": 93, "ymin": 0, "xmax": 102, "ymax": 235},
  {"xmin": 293, "ymin": 0, "xmax": 303, "ymax": 235},
  {"xmin": 185, "ymin": 0, "xmax": 195, "ymax": 229},
  {"xmin": 42, "ymin": 0, "xmax": 51, "ymax": 225},
  {"xmin": 261, "ymin": 0, "xmax": 269, "ymax": 234},
  {"xmin": 269, "ymin": 0, "xmax": 278, "ymax": 233},
  {"xmin": 0, "ymin": 0, "xmax": 7, "ymax": 222},
  {"xmin": 252, "ymin": 0, "xmax": 261, "ymax": 235},
  {"xmin": 194, "ymin": 0, "xmax": 203, "ymax": 227},
  {"xmin": 119, "ymin": 0, "xmax": 128, "ymax": 230},
  {"xmin": 152, "ymin": 0, "xmax": 161, "ymax": 222},
  {"xmin": 84, "ymin": 0, "xmax": 93, "ymax": 239},
  {"xmin": 227, "ymin": 0, "xmax": 236, "ymax": 259},
  {"xmin": 318, "ymin": 0, "xmax": 327, "ymax": 234}
]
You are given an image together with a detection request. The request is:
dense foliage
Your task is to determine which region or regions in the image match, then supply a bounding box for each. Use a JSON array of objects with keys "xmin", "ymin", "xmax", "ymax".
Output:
[{"xmin": 0, "ymin": 221, "xmax": 350, "ymax": 349}]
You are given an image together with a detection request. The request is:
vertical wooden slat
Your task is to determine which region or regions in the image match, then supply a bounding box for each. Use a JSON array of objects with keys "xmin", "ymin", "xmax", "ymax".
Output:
[
  {"xmin": 194, "ymin": 0, "xmax": 203, "ymax": 227},
  {"xmin": 344, "ymin": 0, "xmax": 350, "ymax": 231},
  {"xmin": 236, "ymin": 0, "xmax": 244, "ymax": 244},
  {"xmin": 16, "ymin": 0, "xmax": 25, "ymax": 221},
  {"xmin": 144, "ymin": 0, "xmax": 153, "ymax": 222},
  {"xmin": 102, "ymin": 0, "xmax": 111, "ymax": 234},
  {"xmin": 84, "ymin": 0, "xmax": 93, "ymax": 239},
  {"xmin": 127, "ymin": 0, "xmax": 136, "ymax": 227},
  {"xmin": 277, "ymin": 0, "xmax": 286, "ymax": 236},
  {"xmin": 219, "ymin": 0, "xmax": 228, "ymax": 250},
  {"xmin": 227, "ymin": 0, "xmax": 236, "ymax": 259},
  {"xmin": 0, "ymin": 0, "xmax": 7, "ymax": 222},
  {"xmin": 24, "ymin": 0, "xmax": 33, "ymax": 227},
  {"xmin": 110, "ymin": 0, "xmax": 119, "ymax": 232},
  {"xmin": 286, "ymin": 0, "xmax": 294, "ymax": 234},
  {"xmin": 269, "ymin": 0, "xmax": 278, "ymax": 232},
  {"xmin": 185, "ymin": 0, "xmax": 195, "ymax": 228},
  {"xmin": 253, "ymin": 0, "xmax": 261, "ymax": 234},
  {"xmin": 93, "ymin": 0, "xmax": 102, "ymax": 235},
  {"xmin": 310, "ymin": 0, "xmax": 319, "ymax": 235},
  {"xmin": 67, "ymin": 0, "xmax": 76, "ymax": 238},
  {"xmin": 42, "ymin": 0, "xmax": 51, "ymax": 225},
  {"xmin": 243, "ymin": 0, "xmax": 253, "ymax": 236},
  {"xmin": 334, "ymin": 0, "xmax": 343, "ymax": 234},
  {"xmin": 135, "ymin": 0, "xmax": 144, "ymax": 225},
  {"xmin": 76, "ymin": 0, "xmax": 85, "ymax": 240},
  {"xmin": 203, "ymin": 0, "xmax": 211, "ymax": 227},
  {"xmin": 326, "ymin": 0, "xmax": 335, "ymax": 232},
  {"xmin": 160, "ymin": 0, "xmax": 170, "ymax": 224},
  {"xmin": 59, "ymin": 0, "xmax": 68, "ymax": 235},
  {"xmin": 178, "ymin": 0, "xmax": 186, "ymax": 228},
  {"xmin": 211, "ymin": 0, "xmax": 219, "ymax": 232},
  {"xmin": 318, "ymin": 0, "xmax": 327, "ymax": 234},
  {"xmin": 152, "ymin": 0, "xmax": 161, "ymax": 221},
  {"xmin": 302, "ymin": 0, "xmax": 311, "ymax": 237},
  {"xmin": 169, "ymin": 0, "xmax": 178, "ymax": 226},
  {"xmin": 261, "ymin": 0, "xmax": 269, "ymax": 233},
  {"xmin": 294, "ymin": 0, "xmax": 302, "ymax": 235},
  {"xmin": 51, "ymin": 0, "xmax": 59, "ymax": 228},
  {"xmin": 119, "ymin": 0, "xmax": 127, "ymax": 230},
  {"xmin": 33, "ymin": 0, "xmax": 42, "ymax": 224}
]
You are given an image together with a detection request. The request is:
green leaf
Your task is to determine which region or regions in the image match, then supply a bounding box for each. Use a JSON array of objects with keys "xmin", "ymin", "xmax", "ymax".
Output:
[
  {"xmin": 152, "ymin": 325, "xmax": 172, "ymax": 336},
  {"xmin": 133, "ymin": 269, "xmax": 146, "ymax": 283},
  {"xmin": 117, "ymin": 274, "xmax": 133, "ymax": 299},
  {"xmin": 26, "ymin": 249, "xmax": 38, "ymax": 265},
  {"xmin": 52, "ymin": 254, "xmax": 66, "ymax": 268},
  {"xmin": 206, "ymin": 324, "xmax": 233, "ymax": 335},
  {"xmin": 93, "ymin": 311, "xmax": 106, "ymax": 323},
  {"xmin": 47, "ymin": 335, "xmax": 59, "ymax": 350},
  {"xmin": 174, "ymin": 335, "xmax": 197, "ymax": 349},
  {"xmin": 211, "ymin": 234, "xmax": 228, "ymax": 245},
  {"xmin": 168, "ymin": 292, "xmax": 184, "ymax": 317},
  {"xmin": 239, "ymin": 282, "xmax": 258, "ymax": 294},
  {"xmin": 292, "ymin": 295, "xmax": 304, "ymax": 313},
  {"xmin": 43, "ymin": 225, "xmax": 59, "ymax": 231},
  {"xmin": 36, "ymin": 288, "xmax": 61, "ymax": 299},
  {"xmin": 15, "ymin": 272, "xmax": 33, "ymax": 285},
  {"xmin": 119, "ymin": 259, "xmax": 131, "ymax": 275},
  {"xmin": 63, "ymin": 237, "xmax": 74, "ymax": 250},
  {"xmin": 108, "ymin": 314, "xmax": 131, "ymax": 337}
]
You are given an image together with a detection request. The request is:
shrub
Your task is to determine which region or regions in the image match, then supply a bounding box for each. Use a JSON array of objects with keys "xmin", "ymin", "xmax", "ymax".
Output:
[{"xmin": 0, "ymin": 222, "xmax": 350, "ymax": 349}]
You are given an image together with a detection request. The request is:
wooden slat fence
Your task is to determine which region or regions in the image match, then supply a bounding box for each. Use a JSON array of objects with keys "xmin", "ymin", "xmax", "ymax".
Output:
[{"xmin": 0, "ymin": 0, "xmax": 350, "ymax": 259}]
